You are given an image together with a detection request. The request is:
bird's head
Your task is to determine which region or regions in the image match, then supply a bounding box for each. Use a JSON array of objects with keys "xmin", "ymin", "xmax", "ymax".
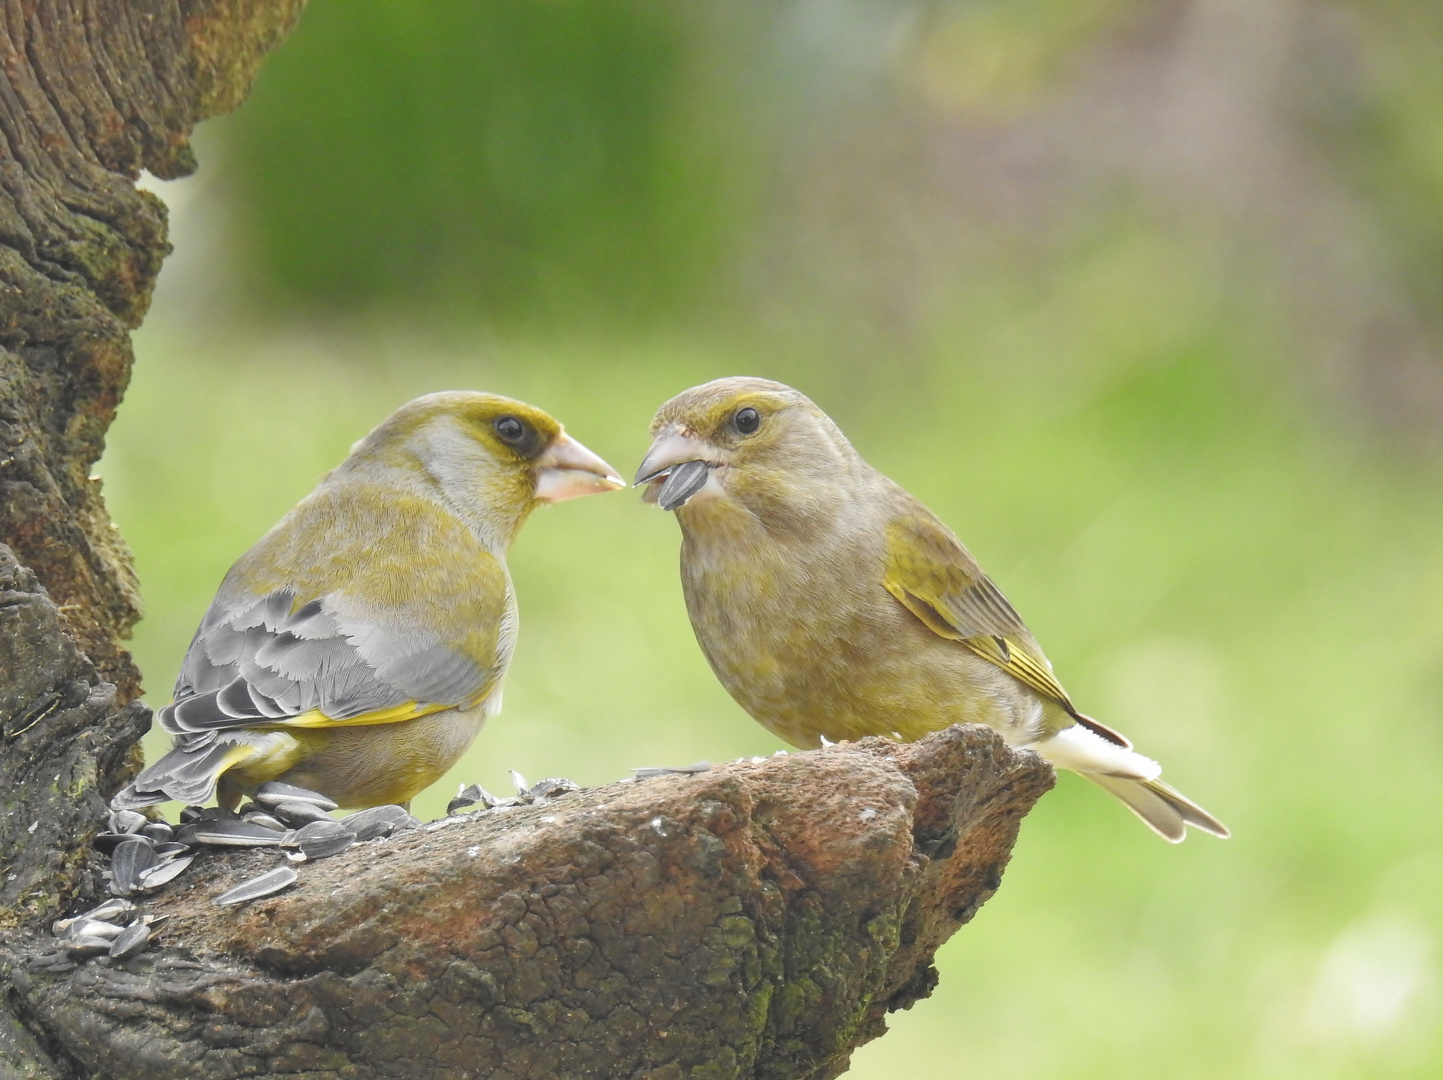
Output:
[
  {"xmin": 345, "ymin": 391, "xmax": 624, "ymax": 546},
  {"xmin": 635, "ymin": 377, "xmax": 859, "ymax": 534}
]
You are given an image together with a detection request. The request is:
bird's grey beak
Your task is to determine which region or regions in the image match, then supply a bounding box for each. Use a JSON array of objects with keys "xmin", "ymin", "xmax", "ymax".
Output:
[
  {"xmin": 534, "ymin": 434, "xmax": 626, "ymax": 503},
  {"xmin": 634, "ymin": 429, "xmax": 719, "ymax": 511}
]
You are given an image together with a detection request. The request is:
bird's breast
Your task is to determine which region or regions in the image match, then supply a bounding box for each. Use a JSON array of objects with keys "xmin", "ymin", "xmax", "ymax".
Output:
[{"xmin": 679, "ymin": 522, "xmax": 1037, "ymax": 748}]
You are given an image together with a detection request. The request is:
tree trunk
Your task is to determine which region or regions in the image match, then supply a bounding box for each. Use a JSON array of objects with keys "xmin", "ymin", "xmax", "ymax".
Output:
[{"xmin": 0, "ymin": 4, "xmax": 1053, "ymax": 1077}]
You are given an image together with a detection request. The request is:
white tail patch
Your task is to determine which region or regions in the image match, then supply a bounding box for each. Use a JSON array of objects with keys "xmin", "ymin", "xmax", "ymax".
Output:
[{"xmin": 1033, "ymin": 724, "xmax": 1161, "ymax": 781}]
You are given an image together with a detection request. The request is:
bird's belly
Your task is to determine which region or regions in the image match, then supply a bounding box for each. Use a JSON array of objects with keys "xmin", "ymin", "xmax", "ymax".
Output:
[
  {"xmin": 272, "ymin": 704, "xmax": 490, "ymax": 809},
  {"xmin": 684, "ymin": 559, "xmax": 1041, "ymax": 749}
]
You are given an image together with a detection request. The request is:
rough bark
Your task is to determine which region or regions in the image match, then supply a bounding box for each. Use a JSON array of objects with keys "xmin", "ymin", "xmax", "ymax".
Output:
[
  {"xmin": 0, "ymin": 3, "xmax": 1055, "ymax": 1077},
  {"xmin": 6, "ymin": 725, "xmax": 1051, "ymax": 1080}
]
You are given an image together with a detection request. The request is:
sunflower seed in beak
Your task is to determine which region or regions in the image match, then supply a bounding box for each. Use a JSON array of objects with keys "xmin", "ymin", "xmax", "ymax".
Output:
[{"xmin": 656, "ymin": 460, "xmax": 712, "ymax": 511}]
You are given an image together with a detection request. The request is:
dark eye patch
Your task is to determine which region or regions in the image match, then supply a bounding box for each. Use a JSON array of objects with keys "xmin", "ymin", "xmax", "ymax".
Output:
[{"xmin": 492, "ymin": 415, "xmax": 546, "ymax": 459}]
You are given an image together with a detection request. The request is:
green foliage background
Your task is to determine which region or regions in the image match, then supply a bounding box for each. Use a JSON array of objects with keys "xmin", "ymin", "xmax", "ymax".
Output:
[{"xmin": 98, "ymin": 1, "xmax": 1443, "ymax": 1076}]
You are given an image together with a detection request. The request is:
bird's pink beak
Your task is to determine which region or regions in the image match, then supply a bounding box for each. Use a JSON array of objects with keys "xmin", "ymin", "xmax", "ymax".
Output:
[{"xmin": 534, "ymin": 434, "xmax": 626, "ymax": 503}]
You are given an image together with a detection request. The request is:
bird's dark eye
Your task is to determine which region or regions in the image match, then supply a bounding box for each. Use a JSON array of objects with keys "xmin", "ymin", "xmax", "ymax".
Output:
[
  {"xmin": 494, "ymin": 416, "xmax": 526, "ymax": 444},
  {"xmin": 734, "ymin": 407, "xmax": 761, "ymax": 435}
]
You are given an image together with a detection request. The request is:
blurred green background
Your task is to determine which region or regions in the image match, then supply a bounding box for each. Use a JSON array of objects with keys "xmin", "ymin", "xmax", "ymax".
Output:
[{"xmin": 100, "ymin": 0, "xmax": 1443, "ymax": 1076}]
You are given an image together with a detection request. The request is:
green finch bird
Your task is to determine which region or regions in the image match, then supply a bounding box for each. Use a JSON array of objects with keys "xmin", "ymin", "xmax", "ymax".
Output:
[
  {"xmin": 113, "ymin": 391, "xmax": 624, "ymax": 812},
  {"xmin": 635, "ymin": 377, "xmax": 1227, "ymax": 842}
]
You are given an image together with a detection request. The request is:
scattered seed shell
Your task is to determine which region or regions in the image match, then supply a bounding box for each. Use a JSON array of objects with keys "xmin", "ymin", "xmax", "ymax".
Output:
[
  {"xmin": 110, "ymin": 839, "xmax": 158, "ymax": 896},
  {"xmin": 508, "ymin": 770, "xmax": 530, "ymax": 797},
  {"xmin": 528, "ymin": 777, "xmax": 580, "ymax": 800},
  {"xmin": 53, "ymin": 899, "xmax": 134, "ymax": 935},
  {"xmin": 108, "ymin": 921, "xmax": 153, "ymax": 960},
  {"xmin": 269, "ymin": 799, "xmax": 334, "ymax": 827},
  {"xmin": 64, "ymin": 918, "xmax": 124, "ymax": 942},
  {"xmin": 214, "ymin": 866, "xmax": 298, "ymax": 906},
  {"xmin": 340, "ymin": 804, "xmax": 415, "ymax": 841},
  {"xmin": 64, "ymin": 935, "xmax": 116, "ymax": 957},
  {"xmin": 632, "ymin": 761, "xmax": 711, "ymax": 779},
  {"xmin": 109, "ymin": 809, "xmax": 147, "ymax": 834},
  {"xmin": 137, "ymin": 854, "xmax": 195, "ymax": 890},
  {"xmin": 253, "ymin": 781, "xmax": 338, "ymax": 812},
  {"xmin": 241, "ymin": 811, "xmax": 286, "ymax": 831},
  {"xmin": 152, "ymin": 842, "xmax": 191, "ymax": 858},
  {"xmin": 188, "ymin": 818, "xmax": 286, "ymax": 847},
  {"xmin": 141, "ymin": 821, "xmax": 174, "ymax": 843},
  {"xmin": 297, "ymin": 820, "xmax": 355, "ymax": 859}
]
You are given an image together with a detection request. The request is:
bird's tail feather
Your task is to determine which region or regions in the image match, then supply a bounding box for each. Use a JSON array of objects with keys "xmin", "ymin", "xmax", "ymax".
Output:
[
  {"xmin": 1083, "ymin": 772, "xmax": 1230, "ymax": 843},
  {"xmin": 110, "ymin": 738, "xmax": 251, "ymax": 810}
]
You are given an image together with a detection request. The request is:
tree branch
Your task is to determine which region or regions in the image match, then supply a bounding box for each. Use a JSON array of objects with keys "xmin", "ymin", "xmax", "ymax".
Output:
[{"xmin": 8, "ymin": 725, "xmax": 1051, "ymax": 1079}]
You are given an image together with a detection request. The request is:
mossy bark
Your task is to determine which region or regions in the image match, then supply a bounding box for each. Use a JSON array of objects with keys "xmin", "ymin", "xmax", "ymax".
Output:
[{"xmin": 0, "ymin": 5, "xmax": 1054, "ymax": 1077}]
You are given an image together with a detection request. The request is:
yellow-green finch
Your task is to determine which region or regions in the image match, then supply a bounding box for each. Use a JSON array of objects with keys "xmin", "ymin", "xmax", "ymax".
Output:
[
  {"xmin": 113, "ymin": 391, "xmax": 624, "ymax": 812},
  {"xmin": 635, "ymin": 377, "xmax": 1227, "ymax": 842}
]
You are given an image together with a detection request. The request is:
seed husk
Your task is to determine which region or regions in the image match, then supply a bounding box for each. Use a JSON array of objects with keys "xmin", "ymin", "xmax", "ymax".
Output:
[
  {"xmin": 241, "ymin": 811, "xmax": 286, "ymax": 831},
  {"xmin": 109, "ymin": 809, "xmax": 147, "ymax": 835},
  {"xmin": 528, "ymin": 777, "xmax": 580, "ymax": 800},
  {"xmin": 137, "ymin": 854, "xmax": 195, "ymax": 890},
  {"xmin": 296, "ymin": 819, "xmax": 355, "ymax": 859},
  {"xmin": 108, "ymin": 921, "xmax": 153, "ymax": 960},
  {"xmin": 253, "ymin": 781, "xmax": 338, "ymax": 812},
  {"xmin": 214, "ymin": 866, "xmax": 298, "ymax": 906},
  {"xmin": 110, "ymin": 839, "xmax": 158, "ymax": 896},
  {"xmin": 187, "ymin": 819, "xmax": 286, "ymax": 847},
  {"xmin": 64, "ymin": 918, "xmax": 124, "ymax": 942},
  {"xmin": 340, "ymin": 804, "xmax": 416, "ymax": 841},
  {"xmin": 269, "ymin": 799, "xmax": 334, "ymax": 827},
  {"xmin": 632, "ymin": 761, "xmax": 712, "ymax": 779},
  {"xmin": 53, "ymin": 898, "xmax": 135, "ymax": 934},
  {"xmin": 64, "ymin": 935, "xmax": 116, "ymax": 957},
  {"xmin": 141, "ymin": 821, "xmax": 174, "ymax": 843}
]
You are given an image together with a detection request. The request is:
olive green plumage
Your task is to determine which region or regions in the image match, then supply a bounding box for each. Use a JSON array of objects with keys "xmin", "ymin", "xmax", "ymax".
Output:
[
  {"xmin": 113, "ymin": 391, "xmax": 623, "ymax": 812},
  {"xmin": 636, "ymin": 377, "xmax": 1227, "ymax": 842}
]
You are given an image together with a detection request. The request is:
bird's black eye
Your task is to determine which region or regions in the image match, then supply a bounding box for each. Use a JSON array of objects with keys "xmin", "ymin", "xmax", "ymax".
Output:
[
  {"xmin": 494, "ymin": 416, "xmax": 526, "ymax": 444},
  {"xmin": 734, "ymin": 407, "xmax": 761, "ymax": 435}
]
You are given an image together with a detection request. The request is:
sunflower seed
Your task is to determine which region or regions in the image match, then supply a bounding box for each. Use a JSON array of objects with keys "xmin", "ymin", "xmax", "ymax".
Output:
[
  {"xmin": 137, "ymin": 854, "xmax": 195, "ymax": 890},
  {"xmin": 528, "ymin": 777, "xmax": 580, "ymax": 800},
  {"xmin": 339, "ymin": 804, "xmax": 416, "ymax": 841},
  {"xmin": 269, "ymin": 799, "xmax": 334, "ymax": 827},
  {"xmin": 187, "ymin": 818, "xmax": 286, "ymax": 847},
  {"xmin": 93, "ymin": 832, "xmax": 139, "ymax": 856},
  {"xmin": 53, "ymin": 898, "xmax": 135, "ymax": 934},
  {"xmin": 63, "ymin": 918, "xmax": 124, "ymax": 942},
  {"xmin": 241, "ymin": 811, "xmax": 286, "ymax": 831},
  {"xmin": 656, "ymin": 458, "xmax": 712, "ymax": 511},
  {"xmin": 64, "ymin": 934, "xmax": 116, "ymax": 957},
  {"xmin": 297, "ymin": 820, "xmax": 355, "ymax": 859},
  {"xmin": 109, "ymin": 809, "xmax": 147, "ymax": 834},
  {"xmin": 152, "ymin": 842, "xmax": 191, "ymax": 859},
  {"xmin": 108, "ymin": 921, "xmax": 153, "ymax": 960},
  {"xmin": 447, "ymin": 783, "xmax": 493, "ymax": 814},
  {"xmin": 214, "ymin": 866, "xmax": 298, "ymax": 906},
  {"xmin": 632, "ymin": 761, "xmax": 711, "ymax": 779},
  {"xmin": 110, "ymin": 839, "xmax": 158, "ymax": 896},
  {"xmin": 140, "ymin": 821, "xmax": 174, "ymax": 843},
  {"xmin": 253, "ymin": 782, "xmax": 338, "ymax": 812}
]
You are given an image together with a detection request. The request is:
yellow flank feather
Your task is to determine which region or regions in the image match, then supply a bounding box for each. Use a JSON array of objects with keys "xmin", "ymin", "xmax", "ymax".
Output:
[{"xmin": 273, "ymin": 701, "xmax": 452, "ymax": 729}]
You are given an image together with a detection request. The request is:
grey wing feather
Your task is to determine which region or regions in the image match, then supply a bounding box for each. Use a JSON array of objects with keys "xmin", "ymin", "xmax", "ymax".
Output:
[{"xmin": 160, "ymin": 587, "xmax": 494, "ymax": 738}]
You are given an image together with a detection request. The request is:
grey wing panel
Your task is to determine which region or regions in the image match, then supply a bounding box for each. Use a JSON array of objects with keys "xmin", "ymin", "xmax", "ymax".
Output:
[{"xmin": 164, "ymin": 587, "xmax": 493, "ymax": 734}]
